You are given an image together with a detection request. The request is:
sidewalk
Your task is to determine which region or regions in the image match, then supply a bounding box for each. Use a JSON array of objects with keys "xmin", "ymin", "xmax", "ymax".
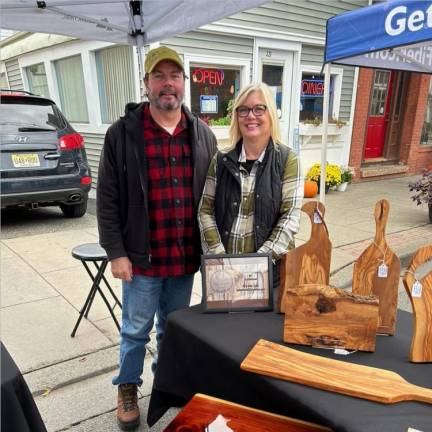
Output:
[{"xmin": 1, "ymin": 175, "xmax": 431, "ymax": 431}]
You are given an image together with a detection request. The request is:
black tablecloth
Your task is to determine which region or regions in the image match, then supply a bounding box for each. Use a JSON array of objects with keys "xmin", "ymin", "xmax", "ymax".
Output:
[
  {"xmin": 1, "ymin": 343, "xmax": 47, "ymax": 432},
  {"xmin": 147, "ymin": 307, "xmax": 432, "ymax": 432}
]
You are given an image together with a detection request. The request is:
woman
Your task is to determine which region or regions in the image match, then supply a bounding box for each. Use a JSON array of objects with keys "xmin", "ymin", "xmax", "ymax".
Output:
[{"xmin": 198, "ymin": 82, "xmax": 304, "ymax": 292}]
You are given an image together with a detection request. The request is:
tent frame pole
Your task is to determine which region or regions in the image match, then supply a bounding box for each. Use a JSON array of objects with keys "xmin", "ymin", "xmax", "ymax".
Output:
[{"xmin": 319, "ymin": 62, "xmax": 331, "ymax": 203}]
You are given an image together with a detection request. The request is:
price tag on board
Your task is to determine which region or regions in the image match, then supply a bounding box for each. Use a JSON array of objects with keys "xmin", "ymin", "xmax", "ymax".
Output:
[
  {"xmin": 412, "ymin": 280, "xmax": 423, "ymax": 298},
  {"xmin": 314, "ymin": 211, "xmax": 322, "ymax": 224},
  {"xmin": 378, "ymin": 263, "xmax": 388, "ymax": 278}
]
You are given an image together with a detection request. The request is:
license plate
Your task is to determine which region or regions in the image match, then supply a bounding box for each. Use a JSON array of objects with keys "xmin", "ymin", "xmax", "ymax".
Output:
[{"xmin": 12, "ymin": 153, "xmax": 40, "ymax": 168}]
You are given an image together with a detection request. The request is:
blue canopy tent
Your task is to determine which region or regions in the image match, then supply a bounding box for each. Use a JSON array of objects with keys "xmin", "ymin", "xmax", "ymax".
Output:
[{"xmin": 319, "ymin": 0, "xmax": 432, "ymax": 202}]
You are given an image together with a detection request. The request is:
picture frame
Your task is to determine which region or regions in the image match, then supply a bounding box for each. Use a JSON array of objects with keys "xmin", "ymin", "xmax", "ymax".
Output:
[{"xmin": 201, "ymin": 253, "xmax": 273, "ymax": 313}]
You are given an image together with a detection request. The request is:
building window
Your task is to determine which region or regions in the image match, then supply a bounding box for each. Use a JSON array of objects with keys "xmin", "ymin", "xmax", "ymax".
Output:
[
  {"xmin": 300, "ymin": 72, "xmax": 335, "ymax": 122},
  {"xmin": 25, "ymin": 63, "xmax": 49, "ymax": 97},
  {"xmin": 262, "ymin": 64, "xmax": 283, "ymax": 111},
  {"xmin": 189, "ymin": 65, "xmax": 240, "ymax": 126},
  {"xmin": 0, "ymin": 72, "xmax": 8, "ymax": 89},
  {"xmin": 421, "ymin": 78, "xmax": 432, "ymax": 146},
  {"xmin": 55, "ymin": 55, "xmax": 89, "ymax": 123},
  {"xmin": 96, "ymin": 45, "xmax": 135, "ymax": 124}
]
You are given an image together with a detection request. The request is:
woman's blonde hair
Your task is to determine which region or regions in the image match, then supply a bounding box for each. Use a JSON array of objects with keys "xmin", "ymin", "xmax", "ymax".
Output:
[{"xmin": 228, "ymin": 82, "xmax": 282, "ymax": 146}]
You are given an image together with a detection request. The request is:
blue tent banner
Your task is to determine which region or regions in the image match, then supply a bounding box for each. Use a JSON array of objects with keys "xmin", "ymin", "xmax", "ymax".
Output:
[{"xmin": 325, "ymin": 0, "xmax": 432, "ymax": 73}]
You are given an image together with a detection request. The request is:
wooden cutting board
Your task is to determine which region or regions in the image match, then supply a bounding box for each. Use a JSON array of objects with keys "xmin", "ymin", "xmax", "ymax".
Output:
[
  {"xmin": 283, "ymin": 284, "xmax": 379, "ymax": 352},
  {"xmin": 164, "ymin": 393, "xmax": 332, "ymax": 432},
  {"xmin": 241, "ymin": 339, "xmax": 432, "ymax": 404},
  {"xmin": 278, "ymin": 201, "xmax": 331, "ymax": 313},
  {"xmin": 352, "ymin": 199, "xmax": 400, "ymax": 335},
  {"xmin": 403, "ymin": 245, "xmax": 432, "ymax": 363}
]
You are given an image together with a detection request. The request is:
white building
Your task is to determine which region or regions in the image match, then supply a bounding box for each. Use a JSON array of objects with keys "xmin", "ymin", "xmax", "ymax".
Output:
[{"xmin": 0, "ymin": 0, "xmax": 367, "ymax": 192}]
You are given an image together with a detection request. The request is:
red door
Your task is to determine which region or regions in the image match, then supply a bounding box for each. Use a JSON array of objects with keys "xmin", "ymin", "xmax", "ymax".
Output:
[{"xmin": 364, "ymin": 70, "xmax": 394, "ymax": 159}]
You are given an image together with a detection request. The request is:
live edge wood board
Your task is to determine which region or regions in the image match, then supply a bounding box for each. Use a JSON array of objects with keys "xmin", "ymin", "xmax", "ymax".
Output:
[
  {"xmin": 241, "ymin": 339, "xmax": 432, "ymax": 405},
  {"xmin": 164, "ymin": 393, "xmax": 332, "ymax": 432},
  {"xmin": 352, "ymin": 199, "xmax": 400, "ymax": 335},
  {"xmin": 283, "ymin": 284, "xmax": 379, "ymax": 352},
  {"xmin": 403, "ymin": 244, "xmax": 432, "ymax": 363},
  {"xmin": 279, "ymin": 201, "xmax": 331, "ymax": 313}
]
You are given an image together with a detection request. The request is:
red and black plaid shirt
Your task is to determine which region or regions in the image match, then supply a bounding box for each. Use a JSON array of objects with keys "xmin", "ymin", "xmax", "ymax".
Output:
[{"xmin": 133, "ymin": 104, "xmax": 196, "ymax": 277}]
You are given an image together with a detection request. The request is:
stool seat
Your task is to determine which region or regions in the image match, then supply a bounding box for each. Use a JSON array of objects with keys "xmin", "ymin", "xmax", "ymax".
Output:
[
  {"xmin": 72, "ymin": 243, "xmax": 107, "ymax": 261},
  {"xmin": 70, "ymin": 242, "xmax": 121, "ymax": 337}
]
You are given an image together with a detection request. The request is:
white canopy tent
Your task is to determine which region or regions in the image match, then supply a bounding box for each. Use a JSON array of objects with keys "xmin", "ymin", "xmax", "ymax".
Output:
[
  {"xmin": 0, "ymin": 0, "xmax": 269, "ymax": 91},
  {"xmin": 320, "ymin": 0, "xmax": 432, "ymax": 202}
]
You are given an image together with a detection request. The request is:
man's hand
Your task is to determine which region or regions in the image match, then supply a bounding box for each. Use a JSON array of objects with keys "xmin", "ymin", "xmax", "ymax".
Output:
[{"xmin": 110, "ymin": 257, "xmax": 133, "ymax": 282}]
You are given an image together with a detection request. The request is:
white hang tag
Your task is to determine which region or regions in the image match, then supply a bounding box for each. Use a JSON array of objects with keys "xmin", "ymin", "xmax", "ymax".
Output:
[
  {"xmin": 407, "ymin": 428, "xmax": 424, "ymax": 432},
  {"xmin": 334, "ymin": 348, "xmax": 350, "ymax": 355},
  {"xmin": 314, "ymin": 211, "xmax": 322, "ymax": 224},
  {"xmin": 378, "ymin": 263, "xmax": 388, "ymax": 278},
  {"xmin": 412, "ymin": 280, "xmax": 423, "ymax": 298}
]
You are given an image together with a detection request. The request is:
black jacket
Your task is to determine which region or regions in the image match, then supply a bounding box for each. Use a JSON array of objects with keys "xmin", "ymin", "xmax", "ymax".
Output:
[
  {"xmin": 215, "ymin": 139, "xmax": 289, "ymax": 251},
  {"xmin": 97, "ymin": 102, "xmax": 217, "ymax": 268}
]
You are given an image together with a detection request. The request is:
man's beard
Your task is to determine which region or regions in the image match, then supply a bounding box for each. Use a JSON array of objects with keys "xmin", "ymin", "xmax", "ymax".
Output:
[{"xmin": 148, "ymin": 88, "xmax": 183, "ymax": 111}]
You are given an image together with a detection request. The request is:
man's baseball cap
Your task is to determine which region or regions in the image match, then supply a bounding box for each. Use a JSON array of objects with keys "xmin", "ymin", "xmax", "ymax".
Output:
[{"xmin": 144, "ymin": 46, "xmax": 184, "ymax": 74}]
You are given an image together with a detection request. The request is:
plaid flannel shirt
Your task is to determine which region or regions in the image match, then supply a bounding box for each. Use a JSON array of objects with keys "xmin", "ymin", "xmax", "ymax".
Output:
[
  {"xmin": 198, "ymin": 143, "xmax": 303, "ymax": 261},
  {"xmin": 133, "ymin": 105, "xmax": 196, "ymax": 276}
]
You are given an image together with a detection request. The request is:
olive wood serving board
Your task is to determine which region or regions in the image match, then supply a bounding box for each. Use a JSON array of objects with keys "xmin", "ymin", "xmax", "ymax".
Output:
[
  {"xmin": 279, "ymin": 201, "xmax": 331, "ymax": 313},
  {"xmin": 283, "ymin": 284, "xmax": 379, "ymax": 352},
  {"xmin": 352, "ymin": 199, "xmax": 400, "ymax": 335},
  {"xmin": 240, "ymin": 339, "xmax": 432, "ymax": 404},
  {"xmin": 403, "ymin": 245, "xmax": 432, "ymax": 363},
  {"xmin": 164, "ymin": 393, "xmax": 332, "ymax": 432}
]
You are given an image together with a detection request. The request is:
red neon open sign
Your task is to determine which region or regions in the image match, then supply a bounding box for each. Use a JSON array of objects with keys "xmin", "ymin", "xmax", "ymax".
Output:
[
  {"xmin": 192, "ymin": 68, "xmax": 225, "ymax": 86},
  {"xmin": 301, "ymin": 79, "xmax": 324, "ymax": 96}
]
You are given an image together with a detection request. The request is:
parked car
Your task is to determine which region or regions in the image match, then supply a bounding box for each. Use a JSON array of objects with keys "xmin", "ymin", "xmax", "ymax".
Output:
[{"xmin": 0, "ymin": 90, "xmax": 91, "ymax": 217}]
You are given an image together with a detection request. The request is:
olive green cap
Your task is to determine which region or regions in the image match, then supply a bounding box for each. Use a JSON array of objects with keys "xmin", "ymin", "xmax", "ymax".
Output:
[{"xmin": 144, "ymin": 46, "xmax": 184, "ymax": 74}]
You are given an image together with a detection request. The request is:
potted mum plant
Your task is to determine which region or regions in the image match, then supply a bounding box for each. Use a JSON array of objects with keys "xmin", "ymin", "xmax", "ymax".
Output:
[
  {"xmin": 306, "ymin": 163, "xmax": 341, "ymax": 193},
  {"xmin": 408, "ymin": 169, "xmax": 432, "ymax": 223},
  {"xmin": 337, "ymin": 166, "xmax": 353, "ymax": 192}
]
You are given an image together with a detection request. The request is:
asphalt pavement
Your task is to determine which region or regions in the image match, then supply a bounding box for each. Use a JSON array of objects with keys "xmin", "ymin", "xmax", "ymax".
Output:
[{"xmin": 1, "ymin": 175, "xmax": 431, "ymax": 431}]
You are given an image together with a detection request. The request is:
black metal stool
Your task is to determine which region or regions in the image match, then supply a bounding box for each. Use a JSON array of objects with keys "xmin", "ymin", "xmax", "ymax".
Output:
[{"xmin": 71, "ymin": 243, "xmax": 122, "ymax": 337}]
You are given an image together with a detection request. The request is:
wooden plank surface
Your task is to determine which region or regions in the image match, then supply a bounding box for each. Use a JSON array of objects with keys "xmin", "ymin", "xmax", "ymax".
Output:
[
  {"xmin": 164, "ymin": 393, "xmax": 332, "ymax": 432},
  {"xmin": 241, "ymin": 339, "xmax": 432, "ymax": 404},
  {"xmin": 283, "ymin": 284, "xmax": 379, "ymax": 351},
  {"xmin": 403, "ymin": 245, "xmax": 432, "ymax": 363},
  {"xmin": 279, "ymin": 201, "xmax": 331, "ymax": 312},
  {"xmin": 352, "ymin": 200, "xmax": 400, "ymax": 334}
]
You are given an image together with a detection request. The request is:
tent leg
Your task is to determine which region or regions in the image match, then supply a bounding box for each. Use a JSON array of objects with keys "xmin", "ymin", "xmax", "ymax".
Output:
[
  {"xmin": 136, "ymin": 34, "xmax": 145, "ymax": 101},
  {"xmin": 319, "ymin": 63, "xmax": 331, "ymax": 204}
]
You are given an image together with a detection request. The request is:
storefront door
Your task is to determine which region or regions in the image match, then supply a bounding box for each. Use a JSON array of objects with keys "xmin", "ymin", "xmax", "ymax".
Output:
[
  {"xmin": 364, "ymin": 70, "xmax": 394, "ymax": 159},
  {"xmin": 258, "ymin": 48, "xmax": 294, "ymax": 145}
]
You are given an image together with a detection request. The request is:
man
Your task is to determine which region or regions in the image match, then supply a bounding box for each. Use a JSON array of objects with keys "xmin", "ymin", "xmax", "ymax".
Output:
[{"xmin": 97, "ymin": 46, "xmax": 217, "ymax": 431}]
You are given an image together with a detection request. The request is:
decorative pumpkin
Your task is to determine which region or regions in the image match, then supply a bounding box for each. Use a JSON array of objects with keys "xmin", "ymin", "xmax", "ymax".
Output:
[{"xmin": 304, "ymin": 180, "xmax": 318, "ymax": 198}]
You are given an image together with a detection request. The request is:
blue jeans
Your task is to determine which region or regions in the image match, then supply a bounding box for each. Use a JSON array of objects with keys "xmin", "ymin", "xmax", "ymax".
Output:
[{"xmin": 112, "ymin": 274, "xmax": 194, "ymax": 386}]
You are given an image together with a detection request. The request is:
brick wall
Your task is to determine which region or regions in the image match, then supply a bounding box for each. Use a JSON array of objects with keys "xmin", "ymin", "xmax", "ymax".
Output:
[
  {"xmin": 349, "ymin": 69, "xmax": 373, "ymax": 181},
  {"xmin": 349, "ymin": 69, "xmax": 432, "ymax": 182}
]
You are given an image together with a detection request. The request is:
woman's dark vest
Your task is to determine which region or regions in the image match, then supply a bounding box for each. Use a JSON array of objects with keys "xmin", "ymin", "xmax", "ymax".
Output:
[{"xmin": 214, "ymin": 140, "xmax": 289, "ymax": 252}]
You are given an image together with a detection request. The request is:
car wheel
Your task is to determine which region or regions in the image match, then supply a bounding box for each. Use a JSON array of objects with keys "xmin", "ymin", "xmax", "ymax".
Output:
[{"xmin": 60, "ymin": 199, "xmax": 87, "ymax": 218}]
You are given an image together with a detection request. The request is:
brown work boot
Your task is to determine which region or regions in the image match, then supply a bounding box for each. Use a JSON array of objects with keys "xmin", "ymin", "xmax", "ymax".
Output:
[{"xmin": 117, "ymin": 383, "xmax": 140, "ymax": 431}]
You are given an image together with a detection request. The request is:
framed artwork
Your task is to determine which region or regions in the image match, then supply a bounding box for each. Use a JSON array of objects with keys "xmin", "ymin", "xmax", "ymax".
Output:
[{"xmin": 201, "ymin": 253, "xmax": 273, "ymax": 313}]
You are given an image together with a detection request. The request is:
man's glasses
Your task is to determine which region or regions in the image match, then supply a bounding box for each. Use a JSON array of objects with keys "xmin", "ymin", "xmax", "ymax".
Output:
[{"xmin": 236, "ymin": 104, "xmax": 267, "ymax": 118}]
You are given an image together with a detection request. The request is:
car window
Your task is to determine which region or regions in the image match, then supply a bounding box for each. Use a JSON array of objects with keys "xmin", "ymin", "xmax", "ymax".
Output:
[{"xmin": 0, "ymin": 97, "xmax": 64, "ymax": 133}]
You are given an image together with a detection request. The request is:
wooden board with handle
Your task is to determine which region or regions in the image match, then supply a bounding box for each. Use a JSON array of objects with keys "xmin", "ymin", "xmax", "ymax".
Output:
[
  {"xmin": 283, "ymin": 284, "xmax": 379, "ymax": 352},
  {"xmin": 403, "ymin": 244, "xmax": 432, "ymax": 363},
  {"xmin": 240, "ymin": 339, "xmax": 432, "ymax": 405},
  {"xmin": 352, "ymin": 199, "xmax": 400, "ymax": 335},
  {"xmin": 279, "ymin": 201, "xmax": 332, "ymax": 313},
  {"xmin": 164, "ymin": 393, "xmax": 332, "ymax": 432}
]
